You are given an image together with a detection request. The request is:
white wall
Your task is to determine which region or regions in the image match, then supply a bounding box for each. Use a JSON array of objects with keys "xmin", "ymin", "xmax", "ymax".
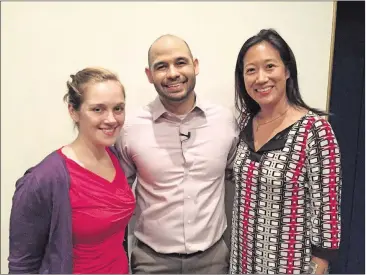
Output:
[{"xmin": 1, "ymin": 2, "xmax": 334, "ymax": 272}]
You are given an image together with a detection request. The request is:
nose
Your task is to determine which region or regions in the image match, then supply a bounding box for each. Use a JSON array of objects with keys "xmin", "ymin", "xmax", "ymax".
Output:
[
  {"xmin": 166, "ymin": 65, "xmax": 180, "ymax": 79},
  {"xmin": 104, "ymin": 111, "xmax": 117, "ymax": 124},
  {"xmin": 256, "ymin": 69, "xmax": 269, "ymax": 84}
]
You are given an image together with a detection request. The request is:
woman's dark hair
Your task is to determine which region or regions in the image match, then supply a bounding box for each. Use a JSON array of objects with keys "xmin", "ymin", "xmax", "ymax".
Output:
[{"xmin": 235, "ymin": 28, "xmax": 328, "ymax": 125}]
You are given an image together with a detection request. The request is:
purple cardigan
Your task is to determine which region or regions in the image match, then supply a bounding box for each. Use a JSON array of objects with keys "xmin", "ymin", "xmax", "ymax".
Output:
[{"xmin": 8, "ymin": 147, "xmax": 127, "ymax": 274}]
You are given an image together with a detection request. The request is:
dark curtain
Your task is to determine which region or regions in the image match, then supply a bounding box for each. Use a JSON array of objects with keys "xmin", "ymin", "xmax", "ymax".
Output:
[{"xmin": 328, "ymin": 1, "xmax": 365, "ymax": 273}]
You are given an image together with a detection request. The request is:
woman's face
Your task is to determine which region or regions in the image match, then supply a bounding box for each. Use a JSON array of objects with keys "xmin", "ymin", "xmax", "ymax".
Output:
[
  {"xmin": 243, "ymin": 41, "xmax": 289, "ymax": 109},
  {"xmin": 70, "ymin": 80, "xmax": 125, "ymax": 147}
]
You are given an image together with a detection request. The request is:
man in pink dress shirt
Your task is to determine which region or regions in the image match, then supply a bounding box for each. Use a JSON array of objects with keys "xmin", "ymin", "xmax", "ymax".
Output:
[{"xmin": 116, "ymin": 34, "xmax": 239, "ymax": 274}]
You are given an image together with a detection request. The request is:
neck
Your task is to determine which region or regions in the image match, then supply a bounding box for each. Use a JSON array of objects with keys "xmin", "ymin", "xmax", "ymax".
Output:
[
  {"xmin": 257, "ymin": 98, "xmax": 290, "ymax": 120},
  {"xmin": 160, "ymin": 92, "xmax": 196, "ymax": 115},
  {"xmin": 70, "ymin": 135, "xmax": 107, "ymax": 161}
]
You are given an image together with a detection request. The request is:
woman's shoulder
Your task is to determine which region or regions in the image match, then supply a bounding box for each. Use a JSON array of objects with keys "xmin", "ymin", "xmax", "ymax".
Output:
[
  {"xmin": 16, "ymin": 150, "xmax": 69, "ymax": 195},
  {"xmin": 302, "ymin": 111, "xmax": 333, "ymax": 128},
  {"xmin": 298, "ymin": 111, "xmax": 340, "ymax": 147}
]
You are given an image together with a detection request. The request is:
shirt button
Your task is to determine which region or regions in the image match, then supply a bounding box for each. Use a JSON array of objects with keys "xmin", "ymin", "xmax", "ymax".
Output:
[
  {"xmin": 188, "ymin": 220, "xmax": 191, "ymax": 224},
  {"xmin": 187, "ymin": 195, "xmax": 191, "ymax": 199}
]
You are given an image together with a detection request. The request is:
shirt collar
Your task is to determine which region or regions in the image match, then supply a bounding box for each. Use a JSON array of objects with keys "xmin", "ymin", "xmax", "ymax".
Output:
[{"xmin": 151, "ymin": 93, "xmax": 206, "ymax": 121}]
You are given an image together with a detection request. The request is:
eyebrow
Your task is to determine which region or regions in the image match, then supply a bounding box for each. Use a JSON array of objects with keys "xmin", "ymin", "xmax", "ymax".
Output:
[
  {"xmin": 176, "ymin": 57, "xmax": 189, "ymax": 62},
  {"xmin": 88, "ymin": 102, "xmax": 125, "ymax": 107},
  {"xmin": 244, "ymin": 58, "xmax": 278, "ymax": 68},
  {"xmin": 153, "ymin": 61, "xmax": 166, "ymax": 70},
  {"xmin": 152, "ymin": 56, "xmax": 190, "ymax": 70}
]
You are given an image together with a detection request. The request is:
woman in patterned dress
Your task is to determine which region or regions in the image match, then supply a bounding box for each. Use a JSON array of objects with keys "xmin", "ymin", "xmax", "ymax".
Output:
[{"xmin": 229, "ymin": 29, "xmax": 342, "ymax": 274}]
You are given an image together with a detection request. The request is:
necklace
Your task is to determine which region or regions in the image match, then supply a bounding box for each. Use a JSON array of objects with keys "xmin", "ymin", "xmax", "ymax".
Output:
[{"xmin": 255, "ymin": 107, "xmax": 290, "ymax": 132}]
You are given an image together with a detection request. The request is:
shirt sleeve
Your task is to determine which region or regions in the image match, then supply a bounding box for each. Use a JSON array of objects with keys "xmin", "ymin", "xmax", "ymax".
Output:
[
  {"xmin": 115, "ymin": 127, "xmax": 137, "ymax": 186},
  {"xmin": 8, "ymin": 172, "xmax": 51, "ymax": 274},
  {"xmin": 306, "ymin": 118, "xmax": 342, "ymax": 262},
  {"xmin": 225, "ymin": 113, "xmax": 240, "ymax": 181}
]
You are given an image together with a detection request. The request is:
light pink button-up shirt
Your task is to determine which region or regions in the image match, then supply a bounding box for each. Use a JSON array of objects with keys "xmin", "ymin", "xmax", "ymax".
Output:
[{"xmin": 116, "ymin": 95, "xmax": 239, "ymax": 254}]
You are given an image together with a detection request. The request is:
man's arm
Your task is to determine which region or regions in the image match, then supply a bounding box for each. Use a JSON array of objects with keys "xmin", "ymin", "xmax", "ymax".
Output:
[
  {"xmin": 223, "ymin": 113, "xmax": 240, "ymax": 251},
  {"xmin": 225, "ymin": 114, "xmax": 240, "ymax": 181},
  {"xmin": 115, "ymin": 127, "xmax": 137, "ymax": 186}
]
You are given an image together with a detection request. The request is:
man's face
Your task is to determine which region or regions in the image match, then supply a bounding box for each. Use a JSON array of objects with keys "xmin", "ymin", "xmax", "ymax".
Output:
[{"xmin": 145, "ymin": 38, "xmax": 199, "ymax": 103}]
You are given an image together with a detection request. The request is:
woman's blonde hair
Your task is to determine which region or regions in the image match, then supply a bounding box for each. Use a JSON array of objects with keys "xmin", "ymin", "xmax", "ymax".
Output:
[{"xmin": 63, "ymin": 67, "xmax": 125, "ymax": 110}]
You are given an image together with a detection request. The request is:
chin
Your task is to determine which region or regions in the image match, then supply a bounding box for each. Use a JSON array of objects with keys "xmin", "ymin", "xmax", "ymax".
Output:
[
  {"xmin": 96, "ymin": 137, "xmax": 118, "ymax": 148},
  {"xmin": 167, "ymin": 91, "xmax": 190, "ymax": 102},
  {"xmin": 256, "ymin": 96, "xmax": 276, "ymax": 106}
]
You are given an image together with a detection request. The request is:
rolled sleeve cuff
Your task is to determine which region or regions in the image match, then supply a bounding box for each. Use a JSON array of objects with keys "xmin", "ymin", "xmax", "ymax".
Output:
[{"xmin": 311, "ymin": 244, "xmax": 339, "ymax": 262}]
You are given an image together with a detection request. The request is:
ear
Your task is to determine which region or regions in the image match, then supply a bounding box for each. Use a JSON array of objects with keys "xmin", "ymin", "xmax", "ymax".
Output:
[
  {"xmin": 193, "ymin": 58, "xmax": 199, "ymax": 76},
  {"xmin": 145, "ymin": 67, "xmax": 154, "ymax": 84},
  {"xmin": 285, "ymin": 68, "xmax": 290, "ymax": 80},
  {"xmin": 68, "ymin": 104, "xmax": 80, "ymax": 124}
]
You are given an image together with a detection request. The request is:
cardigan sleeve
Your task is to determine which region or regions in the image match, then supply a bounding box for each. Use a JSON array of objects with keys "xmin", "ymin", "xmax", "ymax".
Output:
[
  {"xmin": 306, "ymin": 118, "xmax": 342, "ymax": 262},
  {"xmin": 8, "ymin": 171, "xmax": 51, "ymax": 274}
]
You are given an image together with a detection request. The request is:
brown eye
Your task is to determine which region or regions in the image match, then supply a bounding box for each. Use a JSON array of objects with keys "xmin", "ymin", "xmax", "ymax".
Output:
[
  {"xmin": 114, "ymin": 106, "xmax": 124, "ymax": 113},
  {"xmin": 156, "ymin": 64, "xmax": 166, "ymax": 70}
]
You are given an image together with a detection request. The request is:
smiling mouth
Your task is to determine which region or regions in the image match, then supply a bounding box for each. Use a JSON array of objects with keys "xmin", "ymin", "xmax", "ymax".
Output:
[
  {"xmin": 255, "ymin": 86, "xmax": 273, "ymax": 93},
  {"xmin": 166, "ymin": 82, "xmax": 183, "ymax": 86},
  {"xmin": 164, "ymin": 82, "xmax": 186, "ymax": 92},
  {"xmin": 100, "ymin": 127, "xmax": 118, "ymax": 136}
]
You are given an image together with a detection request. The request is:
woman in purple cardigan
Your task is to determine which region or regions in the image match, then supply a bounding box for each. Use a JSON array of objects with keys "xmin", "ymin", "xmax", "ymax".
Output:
[{"xmin": 8, "ymin": 67, "xmax": 135, "ymax": 274}]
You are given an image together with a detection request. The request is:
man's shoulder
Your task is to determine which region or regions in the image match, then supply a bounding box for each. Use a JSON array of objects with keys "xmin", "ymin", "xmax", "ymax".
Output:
[
  {"xmin": 200, "ymin": 100, "xmax": 236, "ymax": 120},
  {"xmin": 124, "ymin": 105, "xmax": 154, "ymax": 126}
]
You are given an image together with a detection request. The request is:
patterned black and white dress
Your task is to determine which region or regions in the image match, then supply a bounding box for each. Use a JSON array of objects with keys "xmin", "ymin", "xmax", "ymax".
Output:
[{"xmin": 229, "ymin": 111, "xmax": 342, "ymax": 274}]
